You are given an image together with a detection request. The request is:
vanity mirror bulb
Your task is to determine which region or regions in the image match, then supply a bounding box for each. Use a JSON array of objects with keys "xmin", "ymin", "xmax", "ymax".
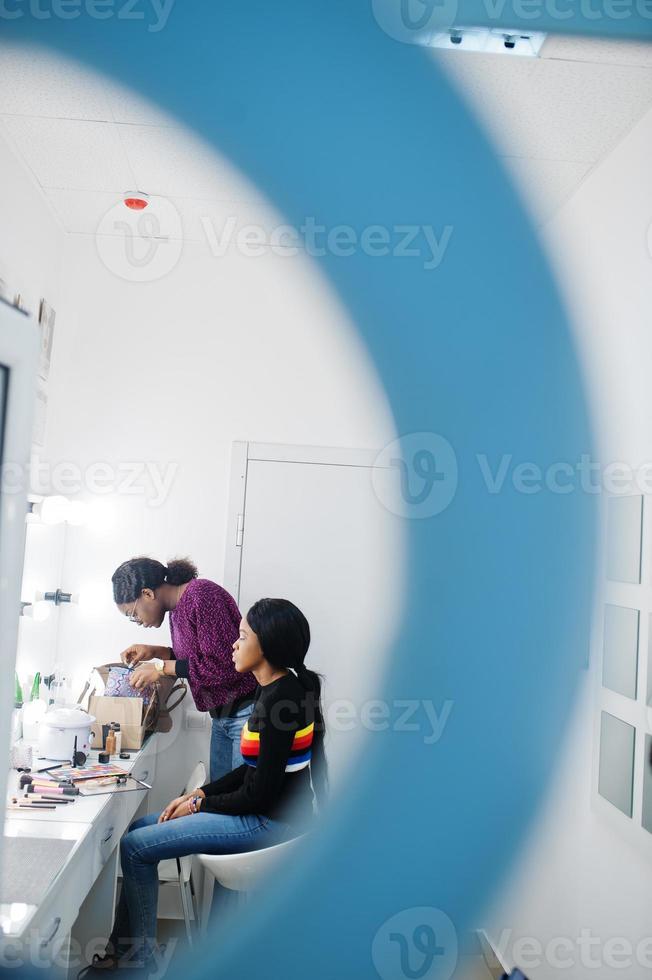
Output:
[
  {"xmin": 21, "ymin": 601, "xmax": 52, "ymax": 622},
  {"xmin": 35, "ymin": 495, "xmax": 70, "ymax": 525},
  {"xmin": 28, "ymin": 495, "xmax": 89, "ymax": 526}
]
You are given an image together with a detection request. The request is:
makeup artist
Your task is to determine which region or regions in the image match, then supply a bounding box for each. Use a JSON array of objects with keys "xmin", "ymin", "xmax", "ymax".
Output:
[{"xmin": 111, "ymin": 556, "xmax": 256, "ymax": 781}]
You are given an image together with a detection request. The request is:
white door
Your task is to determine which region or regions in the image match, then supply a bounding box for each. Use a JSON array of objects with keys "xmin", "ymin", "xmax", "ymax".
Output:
[{"xmin": 225, "ymin": 442, "xmax": 405, "ymax": 786}]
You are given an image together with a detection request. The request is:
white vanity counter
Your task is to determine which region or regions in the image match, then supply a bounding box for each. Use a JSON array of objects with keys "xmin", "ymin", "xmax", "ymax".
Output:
[{"xmin": 0, "ymin": 735, "xmax": 159, "ymax": 975}]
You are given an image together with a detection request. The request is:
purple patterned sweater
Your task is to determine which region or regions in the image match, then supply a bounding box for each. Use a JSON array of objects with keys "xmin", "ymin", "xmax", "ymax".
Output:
[{"xmin": 169, "ymin": 579, "xmax": 256, "ymax": 712}]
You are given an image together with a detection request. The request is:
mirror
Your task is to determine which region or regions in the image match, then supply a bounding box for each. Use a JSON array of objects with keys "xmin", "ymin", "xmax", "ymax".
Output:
[
  {"xmin": 598, "ymin": 711, "xmax": 635, "ymax": 818},
  {"xmin": 602, "ymin": 603, "xmax": 639, "ymax": 699},
  {"xmin": 605, "ymin": 494, "xmax": 643, "ymax": 584}
]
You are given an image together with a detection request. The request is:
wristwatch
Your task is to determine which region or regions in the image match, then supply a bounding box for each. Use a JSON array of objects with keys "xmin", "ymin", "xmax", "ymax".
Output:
[{"xmin": 151, "ymin": 658, "xmax": 165, "ymax": 675}]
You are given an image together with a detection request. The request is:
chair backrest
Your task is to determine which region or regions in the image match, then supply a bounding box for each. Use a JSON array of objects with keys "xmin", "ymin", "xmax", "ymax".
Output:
[
  {"xmin": 177, "ymin": 760, "xmax": 207, "ymax": 886},
  {"xmin": 183, "ymin": 761, "xmax": 206, "ymax": 796}
]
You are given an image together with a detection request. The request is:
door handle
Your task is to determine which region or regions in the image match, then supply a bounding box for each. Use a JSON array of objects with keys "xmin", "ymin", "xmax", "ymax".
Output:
[{"xmin": 39, "ymin": 916, "xmax": 61, "ymax": 950}]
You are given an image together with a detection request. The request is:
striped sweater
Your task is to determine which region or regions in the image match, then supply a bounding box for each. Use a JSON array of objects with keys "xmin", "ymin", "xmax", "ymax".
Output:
[
  {"xmin": 241, "ymin": 718, "xmax": 314, "ymax": 772},
  {"xmin": 200, "ymin": 672, "xmax": 316, "ymax": 827}
]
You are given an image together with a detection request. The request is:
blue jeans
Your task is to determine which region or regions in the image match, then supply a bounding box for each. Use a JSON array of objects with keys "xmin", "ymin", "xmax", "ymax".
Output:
[
  {"xmin": 110, "ymin": 809, "xmax": 293, "ymax": 965},
  {"xmin": 209, "ymin": 701, "xmax": 254, "ymax": 781}
]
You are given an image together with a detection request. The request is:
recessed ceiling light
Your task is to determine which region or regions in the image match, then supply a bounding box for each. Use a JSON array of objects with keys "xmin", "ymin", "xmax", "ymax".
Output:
[{"xmin": 428, "ymin": 27, "xmax": 546, "ymax": 57}]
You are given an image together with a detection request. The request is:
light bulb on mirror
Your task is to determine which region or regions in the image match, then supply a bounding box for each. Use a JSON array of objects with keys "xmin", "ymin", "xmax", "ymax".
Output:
[
  {"xmin": 28, "ymin": 495, "xmax": 90, "ymax": 526},
  {"xmin": 21, "ymin": 600, "xmax": 52, "ymax": 622},
  {"xmin": 38, "ymin": 495, "xmax": 70, "ymax": 525}
]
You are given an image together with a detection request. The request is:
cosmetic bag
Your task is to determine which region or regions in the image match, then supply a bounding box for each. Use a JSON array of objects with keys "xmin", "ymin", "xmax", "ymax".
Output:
[{"xmin": 77, "ymin": 661, "xmax": 187, "ymax": 739}]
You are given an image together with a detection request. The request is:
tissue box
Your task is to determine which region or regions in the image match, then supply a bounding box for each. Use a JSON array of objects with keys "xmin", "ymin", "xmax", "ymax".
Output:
[{"xmin": 88, "ymin": 695, "xmax": 146, "ymax": 751}]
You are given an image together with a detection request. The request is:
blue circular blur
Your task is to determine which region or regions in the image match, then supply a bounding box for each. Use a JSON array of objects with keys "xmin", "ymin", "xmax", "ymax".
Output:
[{"xmin": 2, "ymin": 1, "xmax": 613, "ymax": 976}]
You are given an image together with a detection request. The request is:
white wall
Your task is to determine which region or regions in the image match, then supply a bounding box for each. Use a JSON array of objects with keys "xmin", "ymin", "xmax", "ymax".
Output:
[{"xmin": 485, "ymin": 105, "xmax": 652, "ymax": 979}]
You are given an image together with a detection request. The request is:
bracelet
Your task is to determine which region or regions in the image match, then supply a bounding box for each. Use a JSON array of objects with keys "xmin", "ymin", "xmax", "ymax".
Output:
[{"xmin": 187, "ymin": 795, "xmax": 201, "ymax": 815}]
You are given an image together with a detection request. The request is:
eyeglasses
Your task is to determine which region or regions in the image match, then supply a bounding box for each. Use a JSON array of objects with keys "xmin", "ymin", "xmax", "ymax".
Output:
[{"xmin": 126, "ymin": 598, "xmax": 142, "ymax": 625}]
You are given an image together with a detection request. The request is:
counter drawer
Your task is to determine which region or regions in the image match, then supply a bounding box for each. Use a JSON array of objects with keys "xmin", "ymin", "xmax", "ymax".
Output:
[
  {"xmin": 91, "ymin": 793, "xmax": 126, "ymax": 880},
  {"xmin": 131, "ymin": 748, "xmax": 156, "ymax": 788},
  {"xmin": 26, "ymin": 831, "xmax": 94, "ymax": 967}
]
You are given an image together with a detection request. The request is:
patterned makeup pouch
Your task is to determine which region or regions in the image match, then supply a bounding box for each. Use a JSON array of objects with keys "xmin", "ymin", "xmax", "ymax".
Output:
[
  {"xmin": 105, "ymin": 665, "xmax": 153, "ymax": 706},
  {"xmin": 77, "ymin": 662, "xmax": 187, "ymax": 735}
]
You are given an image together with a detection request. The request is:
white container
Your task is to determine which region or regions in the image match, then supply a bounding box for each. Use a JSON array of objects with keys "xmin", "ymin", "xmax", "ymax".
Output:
[
  {"xmin": 10, "ymin": 706, "xmax": 22, "ymax": 744},
  {"xmin": 22, "ymin": 698, "xmax": 47, "ymax": 743},
  {"xmin": 38, "ymin": 707, "xmax": 97, "ymax": 761}
]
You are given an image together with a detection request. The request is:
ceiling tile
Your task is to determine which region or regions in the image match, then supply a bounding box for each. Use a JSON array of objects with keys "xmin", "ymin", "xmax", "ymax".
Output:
[
  {"xmin": 0, "ymin": 42, "xmax": 190, "ymax": 127},
  {"xmin": 0, "ymin": 44, "xmax": 112, "ymax": 120},
  {"xmin": 47, "ymin": 187, "xmax": 196, "ymax": 240},
  {"xmin": 117, "ymin": 124, "xmax": 265, "ymax": 202},
  {"xmin": 103, "ymin": 82, "xmax": 177, "ymax": 128},
  {"xmin": 541, "ymin": 34, "xmax": 652, "ymax": 67},
  {"xmin": 43, "ymin": 188, "xmax": 287, "ymax": 249},
  {"xmin": 502, "ymin": 156, "xmax": 592, "ymax": 222},
  {"xmin": 527, "ymin": 58, "xmax": 652, "ymax": 159},
  {"xmin": 1, "ymin": 116, "xmax": 134, "ymax": 191},
  {"xmin": 45, "ymin": 188, "xmax": 123, "ymax": 234},
  {"xmin": 170, "ymin": 196, "xmax": 291, "ymax": 246},
  {"xmin": 433, "ymin": 49, "xmax": 652, "ymax": 163}
]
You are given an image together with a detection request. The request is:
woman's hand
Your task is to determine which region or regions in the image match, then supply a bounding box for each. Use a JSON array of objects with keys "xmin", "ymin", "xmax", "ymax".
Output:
[
  {"xmin": 159, "ymin": 789, "xmax": 206, "ymax": 822},
  {"xmin": 158, "ymin": 794, "xmax": 192, "ymax": 822},
  {"xmin": 121, "ymin": 644, "xmax": 171, "ymax": 667},
  {"xmin": 129, "ymin": 663, "xmax": 160, "ymax": 691}
]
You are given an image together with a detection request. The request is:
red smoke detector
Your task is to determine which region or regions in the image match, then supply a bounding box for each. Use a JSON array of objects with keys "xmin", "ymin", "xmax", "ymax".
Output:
[{"xmin": 123, "ymin": 192, "xmax": 149, "ymax": 211}]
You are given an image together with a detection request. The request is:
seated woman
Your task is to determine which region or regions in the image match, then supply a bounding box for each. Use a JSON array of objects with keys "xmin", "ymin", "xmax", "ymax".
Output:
[{"xmin": 82, "ymin": 598, "xmax": 326, "ymax": 976}]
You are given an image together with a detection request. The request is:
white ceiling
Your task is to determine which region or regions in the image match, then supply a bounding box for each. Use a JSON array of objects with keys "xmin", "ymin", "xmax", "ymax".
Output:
[
  {"xmin": 0, "ymin": 36, "xmax": 651, "ymax": 236},
  {"xmin": 0, "ymin": 44, "xmax": 280, "ymax": 246},
  {"xmin": 432, "ymin": 33, "xmax": 652, "ymax": 220}
]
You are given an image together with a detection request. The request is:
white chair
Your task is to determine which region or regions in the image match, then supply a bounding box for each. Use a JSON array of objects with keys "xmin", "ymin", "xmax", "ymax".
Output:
[
  {"xmin": 198, "ymin": 835, "xmax": 306, "ymax": 934},
  {"xmin": 157, "ymin": 760, "xmax": 206, "ymax": 946}
]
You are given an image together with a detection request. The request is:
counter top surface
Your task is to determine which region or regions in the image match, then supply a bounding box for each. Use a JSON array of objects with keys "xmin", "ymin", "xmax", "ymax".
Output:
[
  {"xmin": 0, "ymin": 736, "xmax": 157, "ymax": 939},
  {"xmin": 4, "ymin": 739, "xmax": 153, "ymax": 825}
]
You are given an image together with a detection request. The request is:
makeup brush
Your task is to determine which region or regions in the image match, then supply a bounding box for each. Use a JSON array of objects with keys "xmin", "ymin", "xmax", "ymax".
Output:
[
  {"xmin": 26, "ymin": 783, "xmax": 79, "ymax": 796},
  {"xmin": 9, "ymin": 798, "xmax": 56, "ymax": 810},
  {"xmin": 24, "ymin": 793, "xmax": 74, "ymax": 804}
]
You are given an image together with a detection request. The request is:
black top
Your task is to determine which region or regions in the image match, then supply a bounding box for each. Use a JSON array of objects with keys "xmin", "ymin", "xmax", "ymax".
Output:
[{"xmin": 199, "ymin": 672, "xmax": 315, "ymax": 829}]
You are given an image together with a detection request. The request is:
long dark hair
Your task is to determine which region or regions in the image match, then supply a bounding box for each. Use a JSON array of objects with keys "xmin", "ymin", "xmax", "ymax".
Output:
[
  {"xmin": 246, "ymin": 597, "xmax": 328, "ymax": 807},
  {"xmin": 112, "ymin": 556, "xmax": 198, "ymax": 604}
]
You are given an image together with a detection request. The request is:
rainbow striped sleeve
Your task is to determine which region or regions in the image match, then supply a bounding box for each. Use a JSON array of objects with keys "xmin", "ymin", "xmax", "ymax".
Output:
[{"xmin": 241, "ymin": 720, "xmax": 314, "ymax": 772}]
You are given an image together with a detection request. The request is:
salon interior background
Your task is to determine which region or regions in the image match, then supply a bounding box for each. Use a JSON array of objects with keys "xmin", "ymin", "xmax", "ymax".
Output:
[{"xmin": 1, "ymin": 33, "xmax": 652, "ymax": 978}]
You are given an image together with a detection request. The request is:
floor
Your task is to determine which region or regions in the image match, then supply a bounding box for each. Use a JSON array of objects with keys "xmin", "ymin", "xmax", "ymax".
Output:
[
  {"xmin": 155, "ymin": 879, "xmax": 241, "ymax": 973},
  {"xmin": 156, "ymin": 906, "xmax": 505, "ymax": 980},
  {"xmin": 155, "ymin": 864, "xmax": 507, "ymax": 979}
]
